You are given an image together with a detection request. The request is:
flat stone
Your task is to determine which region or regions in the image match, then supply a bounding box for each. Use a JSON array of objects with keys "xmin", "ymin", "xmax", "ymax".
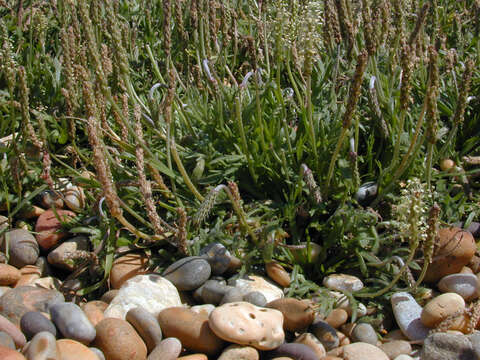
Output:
[
  {"xmin": 35, "ymin": 209, "xmax": 75, "ymax": 250},
  {"xmin": 0, "ymin": 264, "xmax": 21, "ymax": 286},
  {"xmin": 218, "ymin": 344, "xmax": 259, "ymax": 360},
  {"xmin": 438, "ymin": 273, "xmax": 480, "ymax": 301},
  {"xmin": 109, "ymin": 253, "xmax": 149, "ymax": 289},
  {"xmin": 199, "ymin": 243, "xmax": 231, "ymax": 275},
  {"xmin": 421, "ymin": 332, "xmax": 475, "ymax": 360},
  {"xmin": 266, "ymin": 298, "xmax": 315, "ymax": 332},
  {"xmin": 104, "ymin": 275, "xmax": 182, "ymax": 319},
  {"xmin": 229, "ymin": 275, "xmax": 284, "ymax": 303},
  {"xmin": 0, "ymin": 331, "xmax": 15, "ymax": 349},
  {"xmin": 20, "ymin": 311, "xmax": 57, "ymax": 340},
  {"xmin": 80, "ymin": 301, "xmax": 107, "ymax": 327},
  {"xmin": 265, "ymin": 262, "xmax": 291, "ymax": 288},
  {"xmin": 50, "ymin": 302, "xmax": 96, "ymax": 345},
  {"xmin": 391, "ymin": 292, "xmax": 429, "ymax": 341},
  {"xmin": 294, "ymin": 333, "xmax": 326, "ymax": 358},
  {"xmin": 126, "ymin": 307, "xmax": 163, "ymax": 353},
  {"xmin": 147, "ymin": 337, "xmax": 182, "ymax": 360},
  {"xmin": 310, "ymin": 320, "xmax": 339, "ymax": 350},
  {"xmin": 158, "ymin": 307, "xmax": 224, "ymax": 355},
  {"xmin": 323, "ymin": 274, "xmax": 364, "ymax": 293},
  {"xmin": 3, "ymin": 229, "xmax": 39, "ymax": 268},
  {"xmin": 421, "ymin": 293, "xmax": 465, "ymax": 328},
  {"xmin": 32, "ymin": 277, "xmax": 62, "ymax": 291},
  {"xmin": 0, "ymin": 314, "xmax": 26, "ymax": 348},
  {"xmin": 343, "ymin": 342, "xmax": 389, "ymax": 360},
  {"xmin": 325, "ymin": 308, "xmax": 349, "ymax": 329},
  {"xmin": 0, "ymin": 345, "xmax": 26, "ymax": 359},
  {"xmin": 268, "ymin": 343, "xmax": 319, "ymax": 360},
  {"xmin": 163, "ymin": 256, "xmax": 211, "ymax": 291},
  {"xmin": 379, "ymin": 340, "xmax": 412, "ymax": 359},
  {"xmin": 351, "ymin": 323, "xmax": 378, "ymax": 345},
  {"xmin": 23, "ymin": 331, "xmax": 57, "ymax": 360},
  {"xmin": 47, "ymin": 236, "xmax": 90, "ymax": 271},
  {"xmin": 93, "ymin": 318, "xmax": 147, "ymax": 360},
  {"xmin": 56, "ymin": 339, "xmax": 99, "ymax": 360},
  {"xmin": 209, "ymin": 302, "xmax": 284, "ymax": 351}
]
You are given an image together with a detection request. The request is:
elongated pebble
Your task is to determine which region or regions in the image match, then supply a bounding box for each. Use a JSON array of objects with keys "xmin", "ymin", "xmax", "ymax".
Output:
[{"xmin": 391, "ymin": 292, "xmax": 429, "ymax": 341}]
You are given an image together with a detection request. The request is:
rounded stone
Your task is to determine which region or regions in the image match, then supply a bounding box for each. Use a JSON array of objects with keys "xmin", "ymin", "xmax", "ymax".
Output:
[
  {"xmin": 421, "ymin": 293, "xmax": 465, "ymax": 328},
  {"xmin": 162, "ymin": 256, "xmax": 211, "ymax": 291},
  {"xmin": 290, "ymin": 242, "xmax": 322, "ymax": 264},
  {"xmin": 266, "ymin": 298, "xmax": 314, "ymax": 332},
  {"xmin": 0, "ymin": 331, "xmax": 15, "ymax": 349},
  {"xmin": 47, "ymin": 236, "xmax": 90, "ymax": 272},
  {"xmin": 424, "ymin": 227, "xmax": 476, "ymax": 282},
  {"xmin": 126, "ymin": 307, "xmax": 163, "ymax": 353},
  {"xmin": 323, "ymin": 274, "xmax": 364, "ymax": 293},
  {"xmin": 147, "ymin": 337, "xmax": 182, "ymax": 360},
  {"xmin": 89, "ymin": 347, "xmax": 105, "ymax": 360},
  {"xmin": 0, "ymin": 345, "xmax": 26, "ymax": 359},
  {"xmin": 269, "ymin": 343, "xmax": 319, "ymax": 360},
  {"xmin": 209, "ymin": 302, "xmax": 284, "ymax": 351},
  {"xmin": 391, "ymin": 292, "xmax": 429, "ymax": 341},
  {"xmin": 50, "ymin": 302, "xmax": 96, "ymax": 345},
  {"xmin": 177, "ymin": 355, "xmax": 208, "ymax": 360},
  {"xmin": 218, "ymin": 344, "xmax": 259, "ymax": 360},
  {"xmin": 80, "ymin": 301, "xmax": 108, "ymax": 327},
  {"xmin": 158, "ymin": 307, "xmax": 224, "ymax": 356},
  {"xmin": 63, "ymin": 185, "xmax": 85, "ymax": 212},
  {"xmin": 343, "ymin": 342, "xmax": 389, "ymax": 360},
  {"xmin": 438, "ymin": 273, "xmax": 480, "ymax": 301},
  {"xmin": 243, "ymin": 291, "xmax": 267, "ymax": 307},
  {"xmin": 37, "ymin": 190, "xmax": 64, "ymax": 209},
  {"xmin": 265, "ymin": 262, "xmax": 291, "ymax": 287},
  {"xmin": 0, "ymin": 314, "xmax": 26, "ymax": 348},
  {"xmin": 229, "ymin": 275, "xmax": 284, "ymax": 303},
  {"xmin": 100, "ymin": 290, "xmax": 119, "ymax": 304},
  {"xmin": 310, "ymin": 320, "xmax": 339, "ymax": 350},
  {"xmin": 15, "ymin": 265, "xmax": 41, "ymax": 287},
  {"xmin": 56, "ymin": 339, "xmax": 99, "ymax": 360},
  {"xmin": 351, "ymin": 323, "xmax": 378, "ymax": 345},
  {"xmin": 379, "ymin": 340, "xmax": 412, "ymax": 359},
  {"xmin": 20, "ymin": 311, "xmax": 57, "ymax": 340},
  {"xmin": 191, "ymin": 304, "xmax": 216, "ymax": 316},
  {"xmin": 3, "ymin": 229, "xmax": 39, "ymax": 268},
  {"xmin": 421, "ymin": 332, "xmax": 475, "ymax": 360},
  {"xmin": 0, "ymin": 264, "xmax": 21, "ymax": 286},
  {"xmin": 199, "ymin": 243, "xmax": 231, "ymax": 275},
  {"xmin": 294, "ymin": 332, "xmax": 326, "ymax": 359},
  {"xmin": 35, "ymin": 209, "xmax": 75, "ymax": 250},
  {"xmin": 197, "ymin": 280, "xmax": 231, "ymax": 305},
  {"xmin": 23, "ymin": 331, "xmax": 57, "ymax": 360},
  {"xmin": 109, "ymin": 253, "xmax": 150, "ymax": 289},
  {"xmin": 220, "ymin": 287, "xmax": 244, "ymax": 304},
  {"xmin": 94, "ymin": 318, "xmax": 147, "ymax": 360},
  {"xmin": 325, "ymin": 308, "xmax": 349, "ymax": 329}
]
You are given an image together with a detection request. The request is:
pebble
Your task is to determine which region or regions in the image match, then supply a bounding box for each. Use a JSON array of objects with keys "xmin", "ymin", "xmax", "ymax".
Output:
[
  {"xmin": 38, "ymin": 190, "xmax": 64, "ymax": 209},
  {"xmin": 329, "ymin": 292, "xmax": 368, "ymax": 317},
  {"xmin": 126, "ymin": 307, "xmax": 163, "ymax": 353},
  {"xmin": 325, "ymin": 308, "xmax": 349, "ymax": 329},
  {"xmin": 177, "ymin": 355, "xmax": 208, "ymax": 360},
  {"xmin": 243, "ymin": 291, "xmax": 267, "ymax": 307},
  {"xmin": 355, "ymin": 182, "xmax": 378, "ymax": 203},
  {"xmin": 0, "ymin": 345, "xmax": 26, "ymax": 359},
  {"xmin": 23, "ymin": 331, "xmax": 57, "ymax": 360},
  {"xmin": 94, "ymin": 318, "xmax": 147, "ymax": 360},
  {"xmin": 34, "ymin": 209, "xmax": 75, "ymax": 250},
  {"xmin": 15, "ymin": 266, "xmax": 41, "ymax": 287},
  {"xmin": 420, "ymin": 293, "xmax": 465, "ymax": 328},
  {"xmin": 421, "ymin": 332, "xmax": 475, "ymax": 360},
  {"xmin": 343, "ymin": 342, "xmax": 389, "ymax": 360},
  {"xmin": 265, "ymin": 261, "xmax": 291, "ymax": 287},
  {"xmin": 393, "ymin": 356, "xmax": 414, "ymax": 360},
  {"xmin": 109, "ymin": 253, "xmax": 150, "ymax": 289},
  {"xmin": 199, "ymin": 243, "xmax": 231, "ymax": 275},
  {"xmin": 20, "ymin": 311, "xmax": 57, "ymax": 340},
  {"xmin": 191, "ymin": 304, "xmax": 216, "ymax": 316},
  {"xmin": 89, "ymin": 347, "xmax": 105, "ymax": 360},
  {"xmin": 197, "ymin": 280, "xmax": 231, "ymax": 305},
  {"xmin": 0, "ymin": 264, "xmax": 21, "ymax": 286},
  {"xmin": 47, "ymin": 236, "xmax": 90, "ymax": 271},
  {"xmin": 268, "ymin": 343, "xmax": 319, "ymax": 360},
  {"xmin": 104, "ymin": 275, "xmax": 182, "ymax": 319},
  {"xmin": 158, "ymin": 307, "xmax": 224, "ymax": 355},
  {"xmin": 56, "ymin": 339, "xmax": 99, "ymax": 360},
  {"xmin": 218, "ymin": 344, "xmax": 259, "ymax": 360},
  {"xmin": 147, "ymin": 337, "xmax": 182, "ymax": 360},
  {"xmin": 310, "ymin": 319, "xmax": 339, "ymax": 350},
  {"xmin": 63, "ymin": 185, "xmax": 85, "ymax": 212},
  {"xmin": 32, "ymin": 277, "xmax": 62, "ymax": 291},
  {"xmin": 438, "ymin": 273, "xmax": 480, "ymax": 301},
  {"xmin": 424, "ymin": 227, "xmax": 476, "ymax": 282},
  {"xmin": 468, "ymin": 331, "xmax": 480, "ymax": 359},
  {"xmin": 266, "ymin": 298, "xmax": 314, "ymax": 332},
  {"xmin": 209, "ymin": 301, "xmax": 284, "ymax": 350},
  {"xmin": 221, "ymin": 287, "xmax": 245, "ymax": 304},
  {"xmin": 294, "ymin": 333, "xmax": 326, "ymax": 358},
  {"xmin": 391, "ymin": 292, "xmax": 429, "ymax": 341},
  {"xmin": 50, "ymin": 302, "xmax": 96, "ymax": 345},
  {"xmin": 290, "ymin": 242, "xmax": 322, "ymax": 264},
  {"xmin": 34, "ymin": 257, "xmax": 52, "ymax": 277},
  {"xmin": 100, "ymin": 290, "xmax": 119, "ymax": 304},
  {"xmin": 323, "ymin": 274, "xmax": 364, "ymax": 293},
  {"xmin": 0, "ymin": 314, "xmax": 26, "ymax": 348},
  {"xmin": 379, "ymin": 340, "xmax": 412, "ymax": 360},
  {"xmin": 80, "ymin": 301, "xmax": 108, "ymax": 327},
  {"xmin": 229, "ymin": 275, "xmax": 284, "ymax": 303},
  {"xmin": 163, "ymin": 256, "xmax": 211, "ymax": 291},
  {"xmin": 3, "ymin": 229, "xmax": 39, "ymax": 268},
  {"xmin": 0, "ymin": 331, "xmax": 15, "ymax": 349},
  {"xmin": 351, "ymin": 323, "xmax": 378, "ymax": 345}
]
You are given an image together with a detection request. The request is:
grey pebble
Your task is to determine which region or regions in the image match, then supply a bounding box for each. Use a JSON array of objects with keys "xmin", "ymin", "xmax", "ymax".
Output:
[
  {"xmin": 20, "ymin": 311, "xmax": 57, "ymax": 340},
  {"xmin": 0, "ymin": 331, "xmax": 15, "ymax": 349},
  {"xmin": 243, "ymin": 291, "xmax": 267, "ymax": 307},
  {"xmin": 421, "ymin": 332, "xmax": 475, "ymax": 360},
  {"xmin": 351, "ymin": 323, "xmax": 378, "ymax": 345},
  {"xmin": 3, "ymin": 229, "xmax": 39, "ymax": 268},
  {"xmin": 148, "ymin": 337, "xmax": 182, "ymax": 360},
  {"xmin": 89, "ymin": 347, "xmax": 106, "ymax": 360},
  {"xmin": 162, "ymin": 256, "xmax": 211, "ymax": 291},
  {"xmin": 50, "ymin": 302, "xmax": 96, "ymax": 345},
  {"xmin": 220, "ymin": 287, "xmax": 244, "ymax": 304},
  {"xmin": 126, "ymin": 307, "xmax": 163, "ymax": 352},
  {"xmin": 199, "ymin": 242, "xmax": 231, "ymax": 275},
  {"xmin": 24, "ymin": 331, "xmax": 58, "ymax": 360},
  {"xmin": 267, "ymin": 342, "xmax": 318, "ymax": 360},
  {"xmin": 310, "ymin": 319, "xmax": 339, "ymax": 350},
  {"xmin": 199, "ymin": 280, "xmax": 231, "ymax": 305}
]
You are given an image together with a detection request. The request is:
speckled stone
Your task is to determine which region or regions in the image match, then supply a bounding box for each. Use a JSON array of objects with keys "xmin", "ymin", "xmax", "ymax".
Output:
[
  {"xmin": 162, "ymin": 256, "xmax": 211, "ymax": 291},
  {"xmin": 391, "ymin": 292, "xmax": 429, "ymax": 341},
  {"xmin": 126, "ymin": 307, "xmax": 163, "ymax": 353},
  {"xmin": 23, "ymin": 331, "xmax": 57, "ymax": 360},
  {"xmin": 2, "ymin": 229, "xmax": 39, "ymax": 268},
  {"xmin": 35, "ymin": 209, "xmax": 75, "ymax": 250},
  {"xmin": 20, "ymin": 311, "xmax": 57, "ymax": 340},
  {"xmin": 421, "ymin": 332, "xmax": 475, "ymax": 360},
  {"xmin": 50, "ymin": 302, "xmax": 96, "ymax": 345},
  {"xmin": 147, "ymin": 337, "xmax": 182, "ymax": 360}
]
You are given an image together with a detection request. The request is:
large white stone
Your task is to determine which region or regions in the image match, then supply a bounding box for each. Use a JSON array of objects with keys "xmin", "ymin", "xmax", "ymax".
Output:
[
  {"xmin": 323, "ymin": 274, "xmax": 364, "ymax": 293},
  {"xmin": 391, "ymin": 292, "xmax": 429, "ymax": 341},
  {"xmin": 104, "ymin": 274, "xmax": 183, "ymax": 319},
  {"xmin": 230, "ymin": 275, "xmax": 284, "ymax": 303}
]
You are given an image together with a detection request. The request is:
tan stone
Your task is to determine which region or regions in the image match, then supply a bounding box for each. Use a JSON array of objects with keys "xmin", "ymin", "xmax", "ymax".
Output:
[
  {"xmin": 57, "ymin": 339, "xmax": 98, "ymax": 360},
  {"xmin": 266, "ymin": 298, "xmax": 314, "ymax": 332},
  {"xmin": 343, "ymin": 342, "xmax": 389, "ymax": 360},
  {"xmin": 0, "ymin": 345, "xmax": 26, "ymax": 360},
  {"xmin": 265, "ymin": 262, "xmax": 290, "ymax": 287},
  {"xmin": 80, "ymin": 301, "xmax": 107, "ymax": 327},
  {"xmin": 14, "ymin": 265, "xmax": 41, "ymax": 287},
  {"xmin": 325, "ymin": 308, "xmax": 348, "ymax": 329},
  {"xmin": 421, "ymin": 293, "xmax": 465, "ymax": 328},
  {"xmin": 0, "ymin": 264, "xmax": 21, "ymax": 286},
  {"xmin": 294, "ymin": 333, "xmax": 326, "ymax": 358},
  {"xmin": 177, "ymin": 355, "xmax": 208, "ymax": 360},
  {"xmin": 109, "ymin": 253, "xmax": 149, "ymax": 289},
  {"xmin": 337, "ymin": 331, "xmax": 351, "ymax": 346},
  {"xmin": 218, "ymin": 344, "xmax": 259, "ymax": 360},
  {"xmin": 379, "ymin": 340, "xmax": 412, "ymax": 359}
]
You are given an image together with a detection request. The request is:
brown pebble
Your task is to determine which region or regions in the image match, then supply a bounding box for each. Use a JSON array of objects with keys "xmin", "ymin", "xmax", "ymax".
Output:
[
  {"xmin": 100, "ymin": 289, "xmax": 119, "ymax": 304},
  {"xmin": 0, "ymin": 345, "xmax": 26, "ymax": 359},
  {"xmin": 35, "ymin": 209, "xmax": 75, "ymax": 250},
  {"xmin": 80, "ymin": 301, "xmax": 107, "ymax": 327},
  {"xmin": 0, "ymin": 264, "xmax": 21, "ymax": 286},
  {"xmin": 265, "ymin": 261, "xmax": 291, "ymax": 287},
  {"xmin": 177, "ymin": 355, "xmax": 208, "ymax": 360},
  {"xmin": 325, "ymin": 309, "xmax": 348, "ymax": 329},
  {"xmin": 109, "ymin": 253, "xmax": 149, "ymax": 289},
  {"xmin": 379, "ymin": 340, "xmax": 412, "ymax": 359},
  {"xmin": 266, "ymin": 298, "xmax": 314, "ymax": 332},
  {"xmin": 14, "ymin": 265, "xmax": 41, "ymax": 287},
  {"xmin": 337, "ymin": 331, "xmax": 350, "ymax": 346},
  {"xmin": 57, "ymin": 339, "xmax": 99, "ymax": 360},
  {"xmin": 341, "ymin": 323, "xmax": 356, "ymax": 337}
]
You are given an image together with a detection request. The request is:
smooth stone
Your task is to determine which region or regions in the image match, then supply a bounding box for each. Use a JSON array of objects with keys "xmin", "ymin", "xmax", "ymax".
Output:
[
  {"xmin": 323, "ymin": 274, "xmax": 364, "ymax": 293},
  {"xmin": 220, "ymin": 287, "xmax": 244, "ymax": 304},
  {"xmin": 162, "ymin": 256, "xmax": 211, "ymax": 291},
  {"xmin": 94, "ymin": 318, "xmax": 147, "ymax": 360},
  {"xmin": 23, "ymin": 331, "xmax": 57, "ymax": 360},
  {"xmin": 355, "ymin": 182, "xmax": 378, "ymax": 203},
  {"xmin": 56, "ymin": 339, "xmax": 98, "ymax": 360},
  {"xmin": 310, "ymin": 319, "xmax": 339, "ymax": 350},
  {"xmin": 47, "ymin": 236, "xmax": 89, "ymax": 271},
  {"xmin": 209, "ymin": 302, "xmax": 284, "ymax": 351},
  {"xmin": 438, "ymin": 273, "xmax": 480, "ymax": 301},
  {"xmin": 109, "ymin": 253, "xmax": 149, "ymax": 289},
  {"xmin": 0, "ymin": 314, "xmax": 27, "ymax": 347},
  {"xmin": 0, "ymin": 287, "xmax": 10, "ymax": 297},
  {"xmin": 0, "ymin": 331, "xmax": 15, "ymax": 349},
  {"xmin": 229, "ymin": 275, "xmax": 284, "ymax": 303},
  {"xmin": 63, "ymin": 185, "xmax": 85, "ymax": 212},
  {"xmin": 104, "ymin": 275, "xmax": 182, "ymax": 319},
  {"xmin": 243, "ymin": 291, "xmax": 267, "ymax": 307},
  {"xmin": 266, "ymin": 298, "xmax": 314, "ymax": 332},
  {"xmin": 20, "ymin": 311, "xmax": 57, "ymax": 340},
  {"xmin": 32, "ymin": 277, "xmax": 62, "ymax": 291},
  {"xmin": 338, "ymin": 330, "xmax": 351, "ymax": 346},
  {"xmin": 351, "ymin": 323, "xmax": 378, "ymax": 345},
  {"xmin": 15, "ymin": 266, "xmax": 42, "ymax": 287},
  {"xmin": 3, "ymin": 229, "xmax": 39, "ymax": 268},
  {"xmin": 294, "ymin": 333, "xmax": 326, "ymax": 358},
  {"xmin": 0, "ymin": 264, "xmax": 21, "ymax": 286},
  {"xmin": 147, "ymin": 337, "xmax": 182, "ymax": 360},
  {"xmin": 0, "ymin": 252, "xmax": 6, "ymax": 263},
  {"xmin": 384, "ymin": 329, "xmax": 408, "ymax": 341},
  {"xmin": 391, "ymin": 292, "xmax": 429, "ymax": 341},
  {"xmin": 343, "ymin": 342, "xmax": 389, "ymax": 360},
  {"xmin": 126, "ymin": 307, "xmax": 162, "ymax": 353},
  {"xmin": 177, "ymin": 355, "xmax": 208, "ymax": 360},
  {"xmin": 290, "ymin": 242, "xmax": 322, "ymax": 264},
  {"xmin": 468, "ymin": 331, "xmax": 480, "ymax": 359},
  {"xmin": 421, "ymin": 293, "xmax": 465, "ymax": 328},
  {"xmin": 379, "ymin": 340, "xmax": 412, "ymax": 360},
  {"xmin": 89, "ymin": 347, "xmax": 105, "ymax": 360},
  {"xmin": 50, "ymin": 302, "xmax": 96, "ymax": 345},
  {"xmin": 325, "ymin": 308, "xmax": 349, "ymax": 329},
  {"xmin": 424, "ymin": 227, "xmax": 476, "ymax": 282},
  {"xmin": 0, "ymin": 345, "xmax": 26, "ymax": 359},
  {"xmin": 35, "ymin": 210, "xmax": 75, "ymax": 250},
  {"xmin": 268, "ymin": 343, "xmax": 318, "ymax": 360},
  {"xmin": 191, "ymin": 304, "xmax": 216, "ymax": 316},
  {"xmin": 34, "ymin": 257, "xmax": 52, "ymax": 277},
  {"xmin": 421, "ymin": 332, "xmax": 475, "ymax": 360},
  {"xmin": 393, "ymin": 356, "xmax": 414, "ymax": 360},
  {"xmin": 199, "ymin": 243, "xmax": 231, "ymax": 275},
  {"xmin": 158, "ymin": 307, "xmax": 224, "ymax": 355},
  {"xmin": 265, "ymin": 262, "xmax": 291, "ymax": 288},
  {"xmin": 100, "ymin": 290, "xmax": 119, "ymax": 304},
  {"xmin": 198, "ymin": 280, "xmax": 231, "ymax": 305},
  {"xmin": 80, "ymin": 301, "xmax": 108, "ymax": 327},
  {"xmin": 218, "ymin": 344, "xmax": 259, "ymax": 360}
]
